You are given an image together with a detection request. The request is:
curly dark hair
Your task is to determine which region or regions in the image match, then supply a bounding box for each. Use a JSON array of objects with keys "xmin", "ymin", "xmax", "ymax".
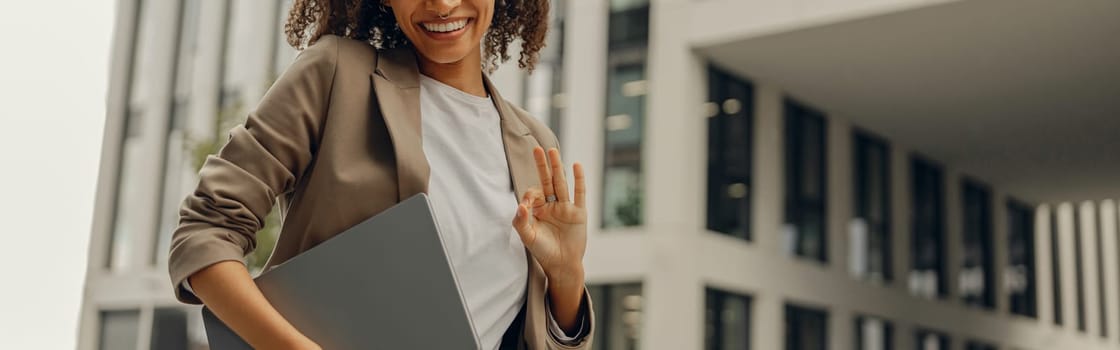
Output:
[{"xmin": 284, "ymin": 0, "xmax": 549, "ymax": 71}]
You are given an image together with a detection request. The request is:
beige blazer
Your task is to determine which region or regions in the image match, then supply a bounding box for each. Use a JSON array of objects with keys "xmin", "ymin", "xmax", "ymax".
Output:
[{"xmin": 168, "ymin": 35, "xmax": 594, "ymax": 349}]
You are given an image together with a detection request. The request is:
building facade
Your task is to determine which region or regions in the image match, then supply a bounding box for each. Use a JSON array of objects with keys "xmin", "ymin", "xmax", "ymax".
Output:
[{"xmin": 81, "ymin": 0, "xmax": 1120, "ymax": 349}]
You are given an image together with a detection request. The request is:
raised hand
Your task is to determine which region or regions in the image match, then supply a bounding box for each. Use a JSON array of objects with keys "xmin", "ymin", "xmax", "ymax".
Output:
[{"xmin": 512, "ymin": 147, "xmax": 588, "ymax": 287}]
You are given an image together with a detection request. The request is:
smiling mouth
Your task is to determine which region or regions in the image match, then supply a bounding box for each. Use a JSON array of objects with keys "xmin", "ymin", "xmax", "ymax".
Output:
[{"xmin": 421, "ymin": 19, "xmax": 470, "ymax": 33}]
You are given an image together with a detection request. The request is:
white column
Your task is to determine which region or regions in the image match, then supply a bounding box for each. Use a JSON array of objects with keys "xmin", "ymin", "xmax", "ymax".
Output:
[
  {"xmin": 641, "ymin": 0, "xmax": 707, "ymax": 348},
  {"xmin": 1057, "ymin": 202, "xmax": 1079, "ymax": 331},
  {"xmin": 561, "ymin": 0, "xmax": 607, "ymax": 230},
  {"xmin": 829, "ymin": 305, "xmax": 853, "ymax": 350},
  {"xmin": 1079, "ymin": 201, "xmax": 1101, "ymax": 336},
  {"xmin": 1099, "ymin": 200, "xmax": 1120, "ymax": 343},
  {"xmin": 751, "ymin": 83, "xmax": 784, "ymax": 255},
  {"xmin": 1035, "ymin": 204, "xmax": 1055, "ymax": 324},
  {"xmin": 827, "ymin": 117, "xmax": 852, "ymax": 275},
  {"xmin": 752, "ymin": 292, "xmax": 784, "ymax": 350}
]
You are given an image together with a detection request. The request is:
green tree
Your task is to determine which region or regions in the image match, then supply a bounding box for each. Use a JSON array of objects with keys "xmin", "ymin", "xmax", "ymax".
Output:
[{"xmin": 186, "ymin": 96, "xmax": 281, "ymax": 276}]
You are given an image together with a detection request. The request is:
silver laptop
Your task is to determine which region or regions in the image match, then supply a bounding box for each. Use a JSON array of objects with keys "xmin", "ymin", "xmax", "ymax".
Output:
[{"xmin": 201, "ymin": 193, "xmax": 481, "ymax": 349}]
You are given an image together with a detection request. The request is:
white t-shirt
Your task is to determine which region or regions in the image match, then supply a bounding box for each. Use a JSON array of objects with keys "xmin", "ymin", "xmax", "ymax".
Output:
[{"xmin": 419, "ymin": 75, "xmax": 529, "ymax": 350}]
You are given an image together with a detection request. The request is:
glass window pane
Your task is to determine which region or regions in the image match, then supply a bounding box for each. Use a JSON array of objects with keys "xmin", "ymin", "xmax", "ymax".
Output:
[
  {"xmin": 99, "ymin": 310, "xmax": 140, "ymax": 350},
  {"xmin": 706, "ymin": 289, "xmax": 751, "ymax": 350},
  {"xmin": 1050, "ymin": 208, "xmax": 1063, "ymax": 325},
  {"xmin": 150, "ymin": 308, "xmax": 188, "ymax": 350},
  {"xmin": 602, "ymin": 18, "xmax": 647, "ymax": 230},
  {"xmin": 910, "ymin": 158, "xmax": 945, "ymax": 299},
  {"xmin": 706, "ymin": 67, "xmax": 753, "ymax": 240},
  {"xmin": 590, "ymin": 283, "xmax": 643, "ymax": 350},
  {"xmin": 1007, "ymin": 200, "xmax": 1037, "ymax": 317},
  {"xmin": 785, "ymin": 101, "xmax": 827, "ymax": 263},
  {"xmin": 785, "ymin": 304, "xmax": 827, "ymax": 350},
  {"xmin": 961, "ymin": 181, "xmax": 994, "ymax": 309}
]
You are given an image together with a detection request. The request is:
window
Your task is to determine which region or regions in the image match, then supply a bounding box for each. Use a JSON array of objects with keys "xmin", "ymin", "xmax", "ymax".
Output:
[
  {"xmin": 149, "ymin": 308, "xmax": 188, "ymax": 350},
  {"xmin": 852, "ymin": 130, "xmax": 891, "ymax": 282},
  {"xmin": 785, "ymin": 304, "xmax": 828, "ymax": 350},
  {"xmin": 99, "ymin": 310, "xmax": 140, "ymax": 350},
  {"xmin": 706, "ymin": 288, "xmax": 751, "ymax": 350},
  {"xmin": 270, "ymin": 0, "xmax": 297, "ymax": 83},
  {"xmin": 589, "ymin": 283, "xmax": 643, "ymax": 350},
  {"xmin": 1006, "ymin": 200, "xmax": 1037, "ymax": 317},
  {"xmin": 107, "ymin": 0, "xmax": 150, "ymax": 270},
  {"xmin": 601, "ymin": 0, "xmax": 649, "ymax": 228},
  {"xmin": 153, "ymin": 0, "xmax": 202, "ymax": 266},
  {"xmin": 706, "ymin": 67, "xmax": 753, "ymax": 240},
  {"xmin": 1050, "ymin": 208, "xmax": 1063, "ymax": 325},
  {"xmin": 964, "ymin": 341, "xmax": 997, "ymax": 350},
  {"xmin": 913, "ymin": 329, "xmax": 948, "ymax": 350},
  {"xmin": 1096, "ymin": 205, "xmax": 1108, "ymax": 338},
  {"xmin": 1073, "ymin": 206, "xmax": 1086, "ymax": 332},
  {"xmin": 855, "ymin": 316, "xmax": 893, "ymax": 350},
  {"xmin": 960, "ymin": 180, "xmax": 995, "ymax": 309},
  {"xmin": 909, "ymin": 157, "xmax": 946, "ymax": 299},
  {"xmin": 523, "ymin": 0, "xmax": 567, "ymax": 141},
  {"xmin": 784, "ymin": 100, "xmax": 828, "ymax": 262}
]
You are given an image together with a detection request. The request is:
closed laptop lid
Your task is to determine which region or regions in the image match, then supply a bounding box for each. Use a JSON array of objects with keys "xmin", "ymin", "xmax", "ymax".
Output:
[{"xmin": 202, "ymin": 193, "xmax": 480, "ymax": 349}]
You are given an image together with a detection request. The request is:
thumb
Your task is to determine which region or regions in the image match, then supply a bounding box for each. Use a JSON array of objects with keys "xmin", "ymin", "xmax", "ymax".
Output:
[{"xmin": 512, "ymin": 204, "xmax": 536, "ymax": 245}]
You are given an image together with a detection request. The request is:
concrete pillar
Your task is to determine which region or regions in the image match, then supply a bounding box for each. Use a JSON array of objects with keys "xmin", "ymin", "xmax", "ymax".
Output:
[
  {"xmin": 641, "ymin": 0, "xmax": 708, "ymax": 348},
  {"xmin": 752, "ymin": 292, "xmax": 784, "ymax": 350},
  {"xmin": 827, "ymin": 117, "xmax": 852, "ymax": 276},
  {"xmin": 1099, "ymin": 200, "xmax": 1120, "ymax": 343},
  {"xmin": 992, "ymin": 190, "xmax": 1010, "ymax": 313},
  {"xmin": 890, "ymin": 145, "xmax": 911, "ymax": 296},
  {"xmin": 1035, "ymin": 204, "xmax": 1055, "ymax": 325},
  {"xmin": 1079, "ymin": 201, "xmax": 1101, "ymax": 336},
  {"xmin": 560, "ymin": 0, "xmax": 607, "ymax": 230},
  {"xmin": 80, "ymin": 0, "xmax": 144, "ymax": 347},
  {"xmin": 944, "ymin": 169, "xmax": 963, "ymax": 302},
  {"xmin": 751, "ymin": 83, "xmax": 784, "ymax": 255},
  {"xmin": 1057, "ymin": 202, "xmax": 1079, "ymax": 332}
]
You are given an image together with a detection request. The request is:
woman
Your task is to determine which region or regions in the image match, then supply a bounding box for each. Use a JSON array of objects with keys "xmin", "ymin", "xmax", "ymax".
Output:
[{"xmin": 167, "ymin": 0, "xmax": 593, "ymax": 348}]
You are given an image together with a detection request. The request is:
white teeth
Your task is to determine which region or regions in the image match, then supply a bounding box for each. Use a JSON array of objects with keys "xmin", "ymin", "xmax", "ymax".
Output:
[{"xmin": 422, "ymin": 19, "xmax": 468, "ymax": 33}]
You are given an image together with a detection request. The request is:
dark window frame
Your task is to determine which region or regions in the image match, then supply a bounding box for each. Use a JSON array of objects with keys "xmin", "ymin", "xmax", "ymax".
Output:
[
  {"xmin": 1051, "ymin": 208, "xmax": 1064, "ymax": 326},
  {"xmin": 784, "ymin": 99, "xmax": 828, "ymax": 263},
  {"xmin": 785, "ymin": 303, "xmax": 829, "ymax": 350},
  {"xmin": 706, "ymin": 66, "xmax": 754, "ymax": 240},
  {"xmin": 706, "ymin": 288, "xmax": 752, "ymax": 350},
  {"xmin": 98, "ymin": 309, "xmax": 141, "ymax": 350},
  {"xmin": 961, "ymin": 179, "xmax": 995, "ymax": 309},
  {"xmin": 1006, "ymin": 199, "xmax": 1037, "ymax": 318},
  {"xmin": 910, "ymin": 156, "xmax": 947, "ymax": 298},
  {"xmin": 853, "ymin": 129, "xmax": 892, "ymax": 281},
  {"xmin": 600, "ymin": 0, "xmax": 649, "ymax": 229},
  {"xmin": 589, "ymin": 283, "xmax": 644, "ymax": 350}
]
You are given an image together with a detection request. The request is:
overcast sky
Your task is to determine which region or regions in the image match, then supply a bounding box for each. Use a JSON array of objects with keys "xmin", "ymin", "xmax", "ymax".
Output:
[{"xmin": 0, "ymin": 1, "xmax": 113, "ymax": 348}]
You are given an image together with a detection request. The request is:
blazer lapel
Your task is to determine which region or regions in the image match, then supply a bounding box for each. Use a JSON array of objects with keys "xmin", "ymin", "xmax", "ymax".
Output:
[
  {"xmin": 370, "ymin": 47, "xmax": 538, "ymax": 203},
  {"xmin": 372, "ymin": 48, "xmax": 429, "ymax": 201},
  {"xmin": 484, "ymin": 75, "xmax": 537, "ymax": 201}
]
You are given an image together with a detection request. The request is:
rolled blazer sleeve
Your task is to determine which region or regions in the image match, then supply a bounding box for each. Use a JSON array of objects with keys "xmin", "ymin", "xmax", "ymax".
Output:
[{"xmin": 167, "ymin": 36, "xmax": 339, "ymax": 304}]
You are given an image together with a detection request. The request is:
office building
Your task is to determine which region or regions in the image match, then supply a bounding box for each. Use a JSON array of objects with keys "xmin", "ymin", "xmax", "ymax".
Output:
[{"xmin": 81, "ymin": 0, "xmax": 1120, "ymax": 349}]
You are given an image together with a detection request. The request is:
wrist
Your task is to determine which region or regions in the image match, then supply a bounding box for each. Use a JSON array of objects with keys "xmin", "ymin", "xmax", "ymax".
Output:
[{"xmin": 544, "ymin": 263, "xmax": 585, "ymax": 288}]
